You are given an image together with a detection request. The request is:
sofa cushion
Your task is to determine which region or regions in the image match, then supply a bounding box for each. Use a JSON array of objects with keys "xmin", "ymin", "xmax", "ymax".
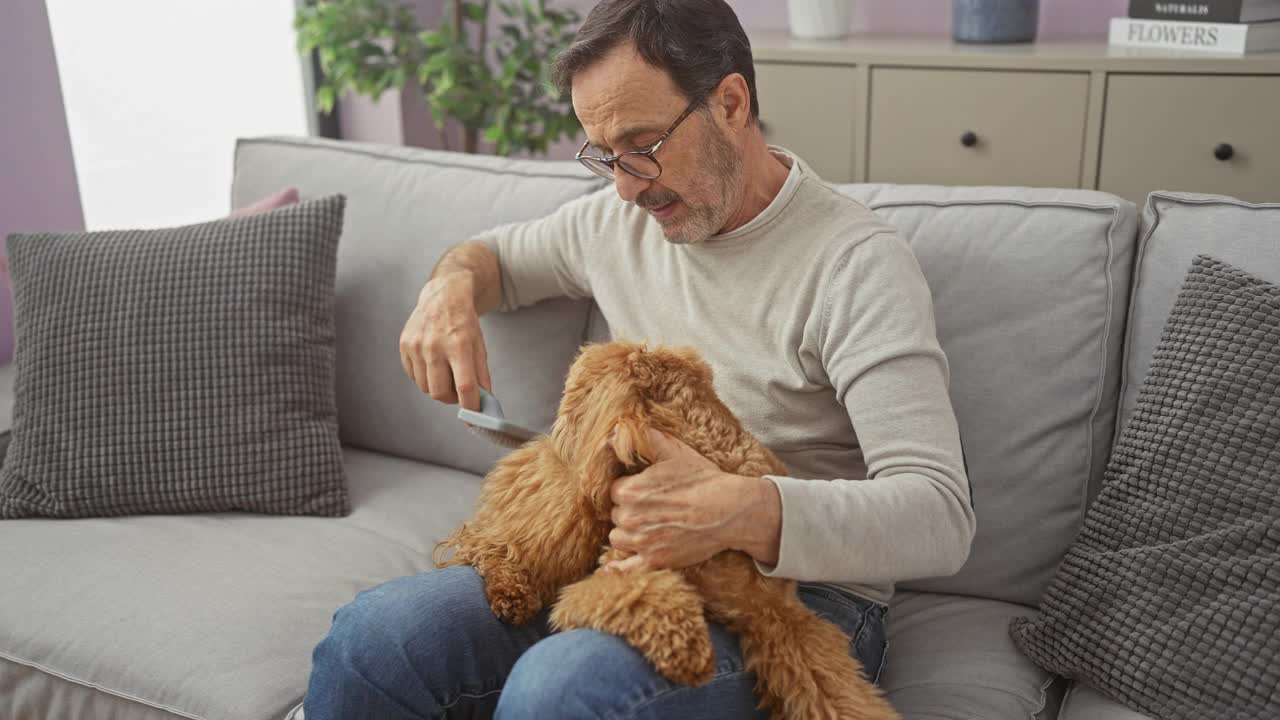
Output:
[
  {"xmin": 1011, "ymin": 255, "xmax": 1280, "ymax": 720},
  {"xmin": 231, "ymin": 136, "xmax": 606, "ymax": 476},
  {"xmin": 835, "ymin": 184, "xmax": 1139, "ymax": 607},
  {"xmin": 1118, "ymin": 192, "xmax": 1280, "ymax": 440},
  {"xmin": 0, "ymin": 447, "xmax": 480, "ymax": 720},
  {"xmin": 1057, "ymin": 684, "xmax": 1155, "ymax": 720},
  {"xmin": 0, "ymin": 196, "xmax": 349, "ymax": 519},
  {"xmin": 880, "ymin": 590, "xmax": 1064, "ymax": 720}
]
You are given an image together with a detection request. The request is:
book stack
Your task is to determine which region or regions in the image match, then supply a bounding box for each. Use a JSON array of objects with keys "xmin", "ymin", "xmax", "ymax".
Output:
[{"xmin": 1110, "ymin": 1, "xmax": 1280, "ymax": 53}]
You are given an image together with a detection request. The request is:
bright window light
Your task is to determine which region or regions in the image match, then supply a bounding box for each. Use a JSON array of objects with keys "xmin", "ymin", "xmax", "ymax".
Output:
[{"xmin": 45, "ymin": 0, "xmax": 313, "ymax": 230}]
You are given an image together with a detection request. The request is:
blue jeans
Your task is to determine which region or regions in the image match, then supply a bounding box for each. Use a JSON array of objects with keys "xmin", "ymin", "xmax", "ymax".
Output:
[{"xmin": 304, "ymin": 566, "xmax": 888, "ymax": 720}]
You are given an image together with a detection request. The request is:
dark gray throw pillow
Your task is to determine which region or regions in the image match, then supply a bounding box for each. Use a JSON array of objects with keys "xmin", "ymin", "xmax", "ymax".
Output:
[
  {"xmin": 0, "ymin": 195, "xmax": 350, "ymax": 519},
  {"xmin": 1010, "ymin": 255, "xmax": 1280, "ymax": 719}
]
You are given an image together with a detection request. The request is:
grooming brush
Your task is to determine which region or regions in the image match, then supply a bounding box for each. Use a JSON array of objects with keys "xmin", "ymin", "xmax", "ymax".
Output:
[{"xmin": 458, "ymin": 388, "xmax": 539, "ymax": 448}]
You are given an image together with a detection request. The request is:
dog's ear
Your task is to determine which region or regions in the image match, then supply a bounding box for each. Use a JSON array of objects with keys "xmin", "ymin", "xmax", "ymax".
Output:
[
  {"xmin": 551, "ymin": 369, "xmax": 635, "ymax": 519},
  {"xmin": 574, "ymin": 410, "xmax": 652, "ymax": 520}
]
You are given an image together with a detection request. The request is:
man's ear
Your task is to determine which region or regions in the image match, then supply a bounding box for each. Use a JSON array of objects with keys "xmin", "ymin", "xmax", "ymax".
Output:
[{"xmin": 714, "ymin": 72, "xmax": 753, "ymax": 131}]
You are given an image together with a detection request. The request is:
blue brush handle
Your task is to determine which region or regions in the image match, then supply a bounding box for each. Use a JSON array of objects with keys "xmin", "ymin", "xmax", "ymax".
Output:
[
  {"xmin": 478, "ymin": 388, "xmax": 506, "ymax": 418},
  {"xmin": 458, "ymin": 388, "xmax": 538, "ymax": 441}
]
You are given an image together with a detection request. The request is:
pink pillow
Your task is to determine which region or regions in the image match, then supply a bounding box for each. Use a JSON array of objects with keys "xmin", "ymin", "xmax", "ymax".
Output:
[{"xmin": 229, "ymin": 186, "xmax": 300, "ymax": 217}]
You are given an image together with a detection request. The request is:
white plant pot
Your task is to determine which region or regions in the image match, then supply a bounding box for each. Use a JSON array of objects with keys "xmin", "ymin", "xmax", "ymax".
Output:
[{"xmin": 787, "ymin": 0, "xmax": 851, "ymax": 40}]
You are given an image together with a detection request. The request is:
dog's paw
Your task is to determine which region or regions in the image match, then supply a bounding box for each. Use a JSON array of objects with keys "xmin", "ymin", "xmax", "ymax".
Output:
[
  {"xmin": 647, "ymin": 620, "xmax": 716, "ymax": 687},
  {"xmin": 480, "ymin": 563, "xmax": 541, "ymax": 625},
  {"xmin": 487, "ymin": 583, "xmax": 540, "ymax": 625}
]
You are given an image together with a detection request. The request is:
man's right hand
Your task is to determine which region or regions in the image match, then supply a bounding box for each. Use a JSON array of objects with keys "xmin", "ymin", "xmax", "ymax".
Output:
[{"xmin": 399, "ymin": 271, "xmax": 492, "ymax": 411}]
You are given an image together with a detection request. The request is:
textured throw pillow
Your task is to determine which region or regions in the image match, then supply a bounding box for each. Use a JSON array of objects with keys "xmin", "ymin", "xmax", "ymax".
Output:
[
  {"xmin": 0, "ymin": 195, "xmax": 350, "ymax": 519},
  {"xmin": 1010, "ymin": 255, "xmax": 1280, "ymax": 719}
]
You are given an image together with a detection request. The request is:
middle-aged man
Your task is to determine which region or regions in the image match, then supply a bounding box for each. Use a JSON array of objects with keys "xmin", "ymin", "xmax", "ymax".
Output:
[{"xmin": 304, "ymin": 1, "xmax": 975, "ymax": 718}]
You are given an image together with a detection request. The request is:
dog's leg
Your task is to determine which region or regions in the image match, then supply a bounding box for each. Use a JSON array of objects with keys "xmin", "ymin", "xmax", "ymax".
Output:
[
  {"xmin": 700, "ymin": 566, "xmax": 901, "ymax": 720},
  {"xmin": 550, "ymin": 568, "xmax": 716, "ymax": 687},
  {"xmin": 463, "ymin": 543, "xmax": 543, "ymax": 626},
  {"xmin": 434, "ymin": 441, "xmax": 608, "ymax": 626}
]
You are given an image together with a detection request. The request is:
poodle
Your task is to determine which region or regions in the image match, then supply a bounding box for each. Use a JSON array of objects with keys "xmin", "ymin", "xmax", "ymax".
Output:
[{"xmin": 434, "ymin": 341, "xmax": 900, "ymax": 720}]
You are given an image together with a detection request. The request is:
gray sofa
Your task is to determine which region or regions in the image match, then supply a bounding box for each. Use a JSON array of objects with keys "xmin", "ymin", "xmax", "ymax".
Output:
[{"xmin": 2, "ymin": 135, "xmax": 1277, "ymax": 720}]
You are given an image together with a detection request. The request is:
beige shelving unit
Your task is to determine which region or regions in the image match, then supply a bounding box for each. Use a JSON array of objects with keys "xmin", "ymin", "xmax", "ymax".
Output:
[{"xmin": 749, "ymin": 32, "xmax": 1280, "ymax": 203}]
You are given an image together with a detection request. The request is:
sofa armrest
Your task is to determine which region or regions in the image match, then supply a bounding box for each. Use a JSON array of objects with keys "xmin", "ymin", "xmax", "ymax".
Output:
[{"xmin": 1057, "ymin": 682, "xmax": 1156, "ymax": 720}]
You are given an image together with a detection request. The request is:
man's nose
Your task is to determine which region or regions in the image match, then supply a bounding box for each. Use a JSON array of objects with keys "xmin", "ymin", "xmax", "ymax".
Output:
[{"xmin": 613, "ymin": 170, "xmax": 651, "ymax": 203}]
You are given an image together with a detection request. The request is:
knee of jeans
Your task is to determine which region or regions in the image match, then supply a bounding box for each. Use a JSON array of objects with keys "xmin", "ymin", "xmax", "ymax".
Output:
[
  {"xmin": 496, "ymin": 629, "xmax": 646, "ymax": 719},
  {"xmin": 314, "ymin": 566, "xmax": 486, "ymax": 677}
]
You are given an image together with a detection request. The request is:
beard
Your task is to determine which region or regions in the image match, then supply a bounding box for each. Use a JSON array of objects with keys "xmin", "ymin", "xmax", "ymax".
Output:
[{"xmin": 636, "ymin": 123, "xmax": 743, "ymax": 245}]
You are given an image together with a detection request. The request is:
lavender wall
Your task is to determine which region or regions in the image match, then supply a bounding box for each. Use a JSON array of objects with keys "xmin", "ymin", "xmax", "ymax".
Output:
[{"xmin": 0, "ymin": 0, "xmax": 84, "ymax": 364}]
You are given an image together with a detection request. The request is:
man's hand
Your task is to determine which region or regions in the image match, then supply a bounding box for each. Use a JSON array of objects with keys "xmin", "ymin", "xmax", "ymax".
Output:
[
  {"xmin": 399, "ymin": 271, "xmax": 492, "ymax": 411},
  {"xmin": 604, "ymin": 428, "xmax": 782, "ymax": 572}
]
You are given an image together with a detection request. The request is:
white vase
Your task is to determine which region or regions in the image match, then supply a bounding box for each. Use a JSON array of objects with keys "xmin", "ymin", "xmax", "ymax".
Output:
[{"xmin": 787, "ymin": 0, "xmax": 851, "ymax": 40}]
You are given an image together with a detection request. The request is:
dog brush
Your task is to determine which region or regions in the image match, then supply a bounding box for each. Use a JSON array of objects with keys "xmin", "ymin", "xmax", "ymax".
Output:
[{"xmin": 458, "ymin": 388, "xmax": 539, "ymax": 448}]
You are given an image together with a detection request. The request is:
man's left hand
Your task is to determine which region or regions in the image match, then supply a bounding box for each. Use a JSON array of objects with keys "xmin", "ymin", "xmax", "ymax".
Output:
[{"xmin": 604, "ymin": 427, "xmax": 770, "ymax": 573}]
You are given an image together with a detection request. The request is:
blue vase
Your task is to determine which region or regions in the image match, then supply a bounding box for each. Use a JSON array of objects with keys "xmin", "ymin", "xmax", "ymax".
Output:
[{"xmin": 952, "ymin": 0, "xmax": 1039, "ymax": 43}]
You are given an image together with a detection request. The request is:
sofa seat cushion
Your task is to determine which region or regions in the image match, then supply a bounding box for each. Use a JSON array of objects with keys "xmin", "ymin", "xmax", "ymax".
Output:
[
  {"xmin": 882, "ymin": 591, "xmax": 1063, "ymax": 720},
  {"xmin": 834, "ymin": 184, "xmax": 1139, "ymax": 607},
  {"xmin": 1058, "ymin": 683, "xmax": 1155, "ymax": 720},
  {"xmin": 0, "ymin": 447, "xmax": 481, "ymax": 720}
]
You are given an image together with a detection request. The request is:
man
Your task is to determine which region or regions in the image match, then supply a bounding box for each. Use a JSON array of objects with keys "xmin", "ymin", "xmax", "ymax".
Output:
[{"xmin": 304, "ymin": 1, "xmax": 975, "ymax": 718}]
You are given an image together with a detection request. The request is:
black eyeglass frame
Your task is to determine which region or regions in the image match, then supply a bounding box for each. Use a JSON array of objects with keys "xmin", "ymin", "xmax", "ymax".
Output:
[{"xmin": 574, "ymin": 97, "xmax": 703, "ymax": 181}]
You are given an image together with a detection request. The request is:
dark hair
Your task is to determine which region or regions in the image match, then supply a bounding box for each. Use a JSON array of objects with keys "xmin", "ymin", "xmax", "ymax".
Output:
[{"xmin": 550, "ymin": 0, "xmax": 759, "ymax": 120}]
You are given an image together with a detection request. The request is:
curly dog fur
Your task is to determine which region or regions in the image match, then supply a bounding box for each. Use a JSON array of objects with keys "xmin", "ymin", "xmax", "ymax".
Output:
[{"xmin": 435, "ymin": 341, "xmax": 900, "ymax": 720}]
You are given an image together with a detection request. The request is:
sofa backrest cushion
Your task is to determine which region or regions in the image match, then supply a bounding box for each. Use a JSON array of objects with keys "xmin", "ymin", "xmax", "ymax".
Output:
[
  {"xmin": 231, "ymin": 137, "xmax": 605, "ymax": 476},
  {"xmin": 835, "ymin": 184, "xmax": 1139, "ymax": 607},
  {"xmin": 1118, "ymin": 192, "xmax": 1280, "ymax": 444}
]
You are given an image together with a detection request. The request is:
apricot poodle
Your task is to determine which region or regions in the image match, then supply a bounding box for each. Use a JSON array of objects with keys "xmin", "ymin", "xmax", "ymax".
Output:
[{"xmin": 435, "ymin": 341, "xmax": 900, "ymax": 720}]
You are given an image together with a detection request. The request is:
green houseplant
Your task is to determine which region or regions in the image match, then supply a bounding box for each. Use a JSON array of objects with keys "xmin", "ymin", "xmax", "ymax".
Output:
[{"xmin": 295, "ymin": 0, "xmax": 583, "ymax": 156}]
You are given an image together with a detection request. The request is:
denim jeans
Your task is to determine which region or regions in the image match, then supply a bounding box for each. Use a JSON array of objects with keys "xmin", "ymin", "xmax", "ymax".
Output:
[{"xmin": 304, "ymin": 565, "xmax": 888, "ymax": 720}]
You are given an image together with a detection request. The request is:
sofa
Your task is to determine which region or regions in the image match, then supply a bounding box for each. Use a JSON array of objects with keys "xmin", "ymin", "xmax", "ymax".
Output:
[{"xmin": 2, "ymin": 134, "xmax": 1277, "ymax": 720}]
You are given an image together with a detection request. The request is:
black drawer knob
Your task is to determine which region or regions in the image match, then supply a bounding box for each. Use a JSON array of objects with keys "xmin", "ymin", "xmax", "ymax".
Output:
[
  {"xmin": 961, "ymin": 131, "xmax": 978, "ymax": 148},
  {"xmin": 1214, "ymin": 143, "xmax": 1235, "ymax": 161}
]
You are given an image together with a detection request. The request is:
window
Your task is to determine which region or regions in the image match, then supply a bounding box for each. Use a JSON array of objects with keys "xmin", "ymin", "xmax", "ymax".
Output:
[{"xmin": 45, "ymin": 0, "xmax": 313, "ymax": 229}]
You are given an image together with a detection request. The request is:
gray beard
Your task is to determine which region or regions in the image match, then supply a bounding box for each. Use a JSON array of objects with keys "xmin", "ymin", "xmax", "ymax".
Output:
[{"xmin": 637, "ymin": 126, "xmax": 743, "ymax": 245}]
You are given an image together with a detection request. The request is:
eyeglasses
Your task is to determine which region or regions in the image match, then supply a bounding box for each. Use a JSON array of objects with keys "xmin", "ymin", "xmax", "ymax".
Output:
[{"xmin": 575, "ymin": 98, "xmax": 702, "ymax": 181}]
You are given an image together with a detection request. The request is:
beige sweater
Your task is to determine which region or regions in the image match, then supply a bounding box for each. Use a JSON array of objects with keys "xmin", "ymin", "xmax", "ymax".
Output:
[{"xmin": 478, "ymin": 149, "xmax": 975, "ymax": 605}]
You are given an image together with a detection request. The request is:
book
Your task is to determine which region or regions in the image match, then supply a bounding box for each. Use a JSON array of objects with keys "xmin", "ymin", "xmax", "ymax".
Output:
[
  {"xmin": 1128, "ymin": 0, "xmax": 1280, "ymax": 24},
  {"xmin": 1110, "ymin": 16, "xmax": 1280, "ymax": 53}
]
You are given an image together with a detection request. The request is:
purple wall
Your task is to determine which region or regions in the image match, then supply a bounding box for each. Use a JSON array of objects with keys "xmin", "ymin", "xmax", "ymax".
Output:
[{"xmin": 0, "ymin": 0, "xmax": 84, "ymax": 364}]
